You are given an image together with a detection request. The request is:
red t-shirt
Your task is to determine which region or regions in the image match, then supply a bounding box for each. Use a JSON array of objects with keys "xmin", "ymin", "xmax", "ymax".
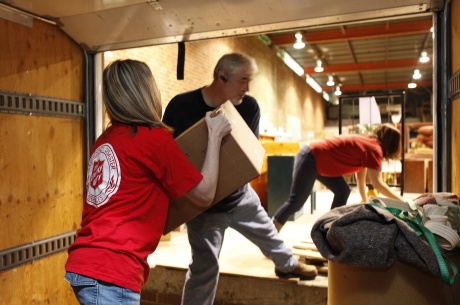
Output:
[
  {"xmin": 310, "ymin": 135, "xmax": 383, "ymax": 177},
  {"xmin": 65, "ymin": 123, "xmax": 202, "ymax": 292}
]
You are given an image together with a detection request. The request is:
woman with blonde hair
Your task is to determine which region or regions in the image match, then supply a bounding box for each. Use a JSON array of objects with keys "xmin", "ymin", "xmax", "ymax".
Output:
[
  {"xmin": 64, "ymin": 59, "xmax": 231, "ymax": 305},
  {"xmin": 272, "ymin": 124, "xmax": 406, "ymax": 232}
]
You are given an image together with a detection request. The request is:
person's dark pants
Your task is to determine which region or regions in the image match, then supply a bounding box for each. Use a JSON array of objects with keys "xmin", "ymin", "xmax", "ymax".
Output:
[{"xmin": 273, "ymin": 145, "xmax": 351, "ymax": 225}]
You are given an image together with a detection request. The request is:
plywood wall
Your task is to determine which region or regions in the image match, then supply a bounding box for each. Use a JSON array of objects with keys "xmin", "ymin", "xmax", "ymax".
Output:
[
  {"xmin": 0, "ymin": 115, "xmax": 84, "ymax": 248},
  {"xmin": 0, "ymin": 17, "xmax": 83, "ymax": 305},
  {"xmin": 0, "ymin": 252, "xmax": 77, "ymax": 305}
]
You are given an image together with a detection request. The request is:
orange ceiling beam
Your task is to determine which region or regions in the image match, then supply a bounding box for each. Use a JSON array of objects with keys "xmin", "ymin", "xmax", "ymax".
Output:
[
  {"xmin": 304, "ymin": 59, "xmax": 423, "ymax": 74},
  {"xmin": 322, "ymin": 80, "xmax": 433, "ymax": 92},
  {"xmin": 270, "ymin": 19, "xmax": 432, "ymax": 46}
]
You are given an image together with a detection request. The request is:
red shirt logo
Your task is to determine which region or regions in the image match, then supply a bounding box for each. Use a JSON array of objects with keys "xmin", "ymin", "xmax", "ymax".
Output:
[{"xmin": 86, "ymin": 144, "xmax": 121, "ymax": 207}]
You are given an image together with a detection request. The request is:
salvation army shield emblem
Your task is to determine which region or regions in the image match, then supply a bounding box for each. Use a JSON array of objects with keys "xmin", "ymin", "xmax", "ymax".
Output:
[
  {"xmin": 86, "ymin": 143, "xmax": 121, "ymax": 207},
  {"xmin": 90, "ymin": 160, "xmax": 104, "ymax": 189}
]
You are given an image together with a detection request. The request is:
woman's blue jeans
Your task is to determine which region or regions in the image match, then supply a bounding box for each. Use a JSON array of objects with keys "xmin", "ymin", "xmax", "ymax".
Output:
[{"xmin": 64, "ymin": 272, "xmax": 140, "ymax": 305}]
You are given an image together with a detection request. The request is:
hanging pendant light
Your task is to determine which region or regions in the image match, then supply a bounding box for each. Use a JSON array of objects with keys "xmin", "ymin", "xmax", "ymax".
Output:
[
  {"xmin": 419, "ymin": 51, "xmax": 429, "ymax": 63},
  {"xmin": 293, "ymin": 32, "xmax": 305, "ymax": 49},
  {"xmin": 413, "ymin": 69, "xmax": 422, "ymax": 79},
  {"xmin": 334, "ymin": 85, "xmax": 342, "ymax": 96},
  {"xmin": 314, "ymin": 59, "xmax": 324, "ymax": 72}
]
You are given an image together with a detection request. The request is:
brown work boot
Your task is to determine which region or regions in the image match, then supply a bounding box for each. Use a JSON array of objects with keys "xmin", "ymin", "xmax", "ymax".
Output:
[{"xmin": 275, "ymin": 261, "xmax": 318, "ymax": 280}]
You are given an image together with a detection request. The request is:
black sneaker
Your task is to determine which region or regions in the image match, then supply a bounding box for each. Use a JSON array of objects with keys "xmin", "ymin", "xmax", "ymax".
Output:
[{"xmin": 275, "ymin": 262, "xmax": 318, "ymax": 280}]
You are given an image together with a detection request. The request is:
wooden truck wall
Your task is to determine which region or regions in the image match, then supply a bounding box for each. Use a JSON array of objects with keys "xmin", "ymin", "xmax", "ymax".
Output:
[{"xmin": 0, "ymin": 18, "xmax": 83, "ymax": 305}]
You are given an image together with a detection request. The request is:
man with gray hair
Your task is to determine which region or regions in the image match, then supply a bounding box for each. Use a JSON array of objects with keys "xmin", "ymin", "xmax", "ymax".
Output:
[{"xmin": 162, "ymin": 53, "xmax": 317, "ymax": 305}]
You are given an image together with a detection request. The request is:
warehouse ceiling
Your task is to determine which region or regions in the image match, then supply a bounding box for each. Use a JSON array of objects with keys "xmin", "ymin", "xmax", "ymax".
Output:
[
  {"xmin": 0, "ymin": 0, "xmax": 441, "ymax": 96},
  {"xmin": 267, "ymin": 15, "xmax": 434, "ymax": 98}
]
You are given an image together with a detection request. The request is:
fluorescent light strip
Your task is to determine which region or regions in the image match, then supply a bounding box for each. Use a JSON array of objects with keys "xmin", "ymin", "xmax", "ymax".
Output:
[
  {"xmin": 306, "ymin": 75, "xmax": 322, "ymax": 93},
  {"xmin": 282, "ymin": 52, "xmax": 305, "ymax": 77}
]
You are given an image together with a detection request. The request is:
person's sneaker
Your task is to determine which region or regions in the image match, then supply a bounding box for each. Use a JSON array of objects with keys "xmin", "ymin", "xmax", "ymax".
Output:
[{"xmin": 275, "ymin": 262, "xmax": 318, "ymax": 280}]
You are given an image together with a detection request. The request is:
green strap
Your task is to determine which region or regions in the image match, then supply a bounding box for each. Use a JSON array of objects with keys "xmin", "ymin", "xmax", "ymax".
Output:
[{"xmin": 372, "ymin": 204, "xmax": 457, "ymax": 285}]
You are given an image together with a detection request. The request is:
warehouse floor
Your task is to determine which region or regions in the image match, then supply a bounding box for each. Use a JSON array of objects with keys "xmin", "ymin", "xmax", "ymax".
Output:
[{"xmin": 148, "ymin": 189, "xmax": 340, "ymax": 282}]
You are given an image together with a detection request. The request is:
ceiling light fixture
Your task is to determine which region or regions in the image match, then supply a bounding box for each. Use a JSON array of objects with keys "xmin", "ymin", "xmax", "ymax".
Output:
[
  {"xmin": 413, "ymin": 69, "xmax": 422, "ymax": 80},
  {"xmin": 334, "ymin": 85, "xmax": 342, "ymax": 96},
  {"xmin": 314, "ymin": 59, "xmax": 324, "ymax": 73},
  {"xmin": 408, "ymin": 82, "xmax": 417, "ymax": 88},
  {"xmin": 419, "ymin": 51, "xmax": 429, "ymax": 63},
  {"xmin": 293, "ymin": 32, "xmax": 305, "ymax": 49},
  {"xmin": 327, "ymin": 75, "xmax": 335, "ymax": 86}
]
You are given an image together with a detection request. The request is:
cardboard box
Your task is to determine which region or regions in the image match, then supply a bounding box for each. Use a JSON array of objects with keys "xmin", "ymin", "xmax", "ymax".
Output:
[
  {"xmin": 163, "ymin": 101, "xmax": 265, "ymax": 234},
  {"xmin": 328, "ymin": 257, "xmax": 460, "ymax": 305}
]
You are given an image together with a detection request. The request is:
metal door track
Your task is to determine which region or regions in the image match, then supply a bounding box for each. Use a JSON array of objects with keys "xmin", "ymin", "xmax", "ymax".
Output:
[
  {"xmin": 0, "ymin": 231, "xmax": 77, "ymax": 272},
  {"xmin": 0, "ymin": 90, "xmax": 84, "ymax": 118}
]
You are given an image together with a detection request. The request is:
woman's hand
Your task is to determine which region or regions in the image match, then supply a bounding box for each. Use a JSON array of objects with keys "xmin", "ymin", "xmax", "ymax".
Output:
[
  {"xmin": 368, "ymin": 168, "xmax": 405, "ymax": 201},
  {"xmin": 205, "ymin": 110, "xmax": 232, "ymax": 140}
]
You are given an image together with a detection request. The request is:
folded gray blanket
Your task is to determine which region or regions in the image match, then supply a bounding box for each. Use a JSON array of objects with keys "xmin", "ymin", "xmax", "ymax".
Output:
[{"xmin": 310, "ymin": 203, "xmax": 439, "ymax": 275}]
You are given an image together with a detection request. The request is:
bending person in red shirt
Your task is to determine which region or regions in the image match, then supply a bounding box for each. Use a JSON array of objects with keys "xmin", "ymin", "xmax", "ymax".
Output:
[
  {"xmin": 272, "ymin": 124, "xmax": 405, "ymax": 232},
  {"xmin": 64, "ymin": 59, "xmax": 231, "ymax": 305}
]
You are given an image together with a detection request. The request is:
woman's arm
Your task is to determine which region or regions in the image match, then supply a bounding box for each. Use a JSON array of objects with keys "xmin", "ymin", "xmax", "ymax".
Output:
[
  {"xmin": 355, "ymin": 168, "xmax": 368, "ymax": 202},
  {"xmin": 367, "ymin": 168, "xmax": 405, "ymax": 201},
  {"xmin": 184, "ymin": 111, "xmax": 232, "ymax": 207}
]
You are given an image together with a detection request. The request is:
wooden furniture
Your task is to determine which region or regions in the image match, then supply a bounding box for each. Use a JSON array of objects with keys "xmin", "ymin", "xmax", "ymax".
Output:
[
  {"xmin": 427, "ymin": 159, "xmax": 433, "ymax": 193},
  {"xmin": 404, "ymin": 153, "xmax": 433, "ymax": 193},
  {"xmin": 404, "ymin": 159, "xmax": 427, "ymax": 193}
]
